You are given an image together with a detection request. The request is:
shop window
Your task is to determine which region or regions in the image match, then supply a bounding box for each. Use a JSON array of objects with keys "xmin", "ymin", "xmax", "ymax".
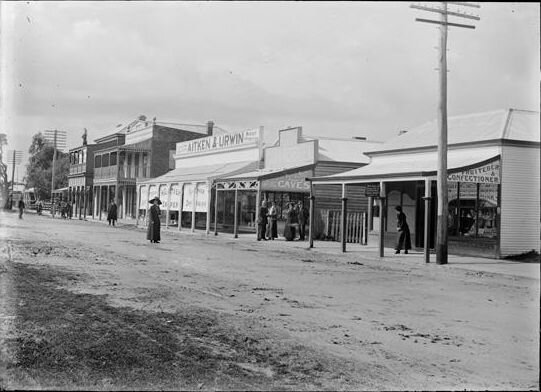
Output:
[
  {"xmin": 448, "ymin": 182, "xmax": 498, "ymax": 239},
  {"xmin": 477, "ymin": 184, "xmax": 498, "ymax": 238}
]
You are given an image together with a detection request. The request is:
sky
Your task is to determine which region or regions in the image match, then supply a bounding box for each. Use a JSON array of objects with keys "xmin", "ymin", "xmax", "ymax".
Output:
[{"xmin": 1, "ymin": 1, "xmax": 539, "ymax": 176}]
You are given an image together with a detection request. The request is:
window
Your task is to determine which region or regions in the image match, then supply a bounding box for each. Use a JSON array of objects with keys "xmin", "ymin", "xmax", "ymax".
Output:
[
  {"xmin": 110, "ymin": 152, "xmax": 117, "ymax": 166},
  {"xmin": 102, "ymin": 154, "xmax": 110, "ymax": 167},
  {"xmin": 94, "ymin": 155, "xmax": 101, "ymax": 168},
  {"xmin": 448, "ymin": 182, "xmax": 498, "ymax": 239}
]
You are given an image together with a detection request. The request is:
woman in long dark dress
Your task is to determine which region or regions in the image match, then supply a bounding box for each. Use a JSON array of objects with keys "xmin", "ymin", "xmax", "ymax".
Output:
[
  {"xmin": 257, "ymin": 200, "xmax": 268, "ymax": 241},
  {"xmin": 394, "ymin": 205, "xmax": 411, "ymax": 254},
  {"xmin": 147, "ymin": 197, "xmax": 162, "ymax": 243},
  {"xmin": 107, "ymin": 200, "xmax": 118, "ymax": 226}
]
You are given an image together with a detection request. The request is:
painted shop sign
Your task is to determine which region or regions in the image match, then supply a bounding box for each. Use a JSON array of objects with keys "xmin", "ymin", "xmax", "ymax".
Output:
[
  {"xmin": 195, "ymin": 183, "xmax": 208, "ymax": 212},
  {"xmin": 183, "ymin": 183, "xmax": 194, "ymax": 211},
  {"xmin": 182, "ymin": 183, "xmax": 208, "ymax": 212},
  {"xmin": 159, "ymin": 185, "xmax": 169, "ymax": 209},
  {"xmin": 176, "ymin": 128, "xmax": 260, "ymax": 157},
  {"xmin": 448, "ymin": 160, "xmax": 500, "ymax": 184},
  {"xmin": 148, "ymin": 185, "xmax": 158, "ymax": 205},
  {"xmin": 261, "ymin": 169, "xmax": 312, "ymax": 192},
  {"xmin": 448, "ymin": 182, "xmax": 498, "ymax": 205},
  {"xmin": 170, "ymin": 184, "xmax": 181, "ymax": 210}
]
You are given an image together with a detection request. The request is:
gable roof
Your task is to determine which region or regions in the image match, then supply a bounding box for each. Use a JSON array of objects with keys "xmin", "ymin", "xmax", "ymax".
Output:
[{"xmin": 370, "ymin": 109, "xmax": 539, "ymax": 154}]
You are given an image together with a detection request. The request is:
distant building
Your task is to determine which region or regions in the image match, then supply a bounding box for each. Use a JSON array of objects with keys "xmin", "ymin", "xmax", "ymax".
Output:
[
  {"xmin": 68, "ymin": 140, "xmax": 99, "ymax": 218},
  {"xmin": 68, "ymin": 117, "xmax": 220, "ymax": 221}
]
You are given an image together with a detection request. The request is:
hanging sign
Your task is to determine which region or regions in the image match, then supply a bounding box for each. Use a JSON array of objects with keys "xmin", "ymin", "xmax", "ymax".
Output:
[
  {"xmin": 139, "ymin": 185, "xmax": 148, "ymax": 209},
  {"xmin": 195, "ymin": 183, "xmax": 208, "ymax": 212},
  {"xmin": 183, "ymin": 183, "xmax": 194, "ymax": 211},
  {"xmin": 148, "ymin": 185, "xmax": 158, "ymax": 205},
  {"xmin": 364, "ymin": 183, "xmax": 381, "ymax": 198},
  {"xmin": 448, "ymin": 160, "xmax": 500, "ymax": 184},
  {"xmin": 176, "ymin": 128, "xmax": 260, "ymax": 157},
  {"xmin": 170, "ymin": 184, "xmax": 181, "ymax": 211},
  {"xmin": 159, "ymin": 184, "xmax": 169, "ymax": 209}
]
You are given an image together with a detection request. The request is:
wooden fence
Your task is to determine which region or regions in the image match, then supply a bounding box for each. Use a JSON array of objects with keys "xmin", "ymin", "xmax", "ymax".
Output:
[{"xmin": 321, "ymin": 209, "xmax": 368, "ymax": 244}]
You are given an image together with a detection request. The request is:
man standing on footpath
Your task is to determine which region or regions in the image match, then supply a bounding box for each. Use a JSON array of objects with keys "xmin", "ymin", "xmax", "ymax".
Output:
[{"xmin": 297, "ymin": 201, "xmax": 309, "ymax": 241}]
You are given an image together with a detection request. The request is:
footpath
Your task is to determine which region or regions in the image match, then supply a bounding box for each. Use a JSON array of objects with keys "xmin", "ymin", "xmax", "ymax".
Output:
[{"xmin": 16, "ymin": 209, "xmax": 541, "ymax": 281}]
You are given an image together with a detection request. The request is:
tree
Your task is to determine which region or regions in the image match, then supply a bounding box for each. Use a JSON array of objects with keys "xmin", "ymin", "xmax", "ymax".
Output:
[
  {"xmin": 25, "ymin": 132, "xmax": 69, "ymax": 201},
  {"xmin": 0, "ymin": 133, "xmax": 9, "ymax": 208}
]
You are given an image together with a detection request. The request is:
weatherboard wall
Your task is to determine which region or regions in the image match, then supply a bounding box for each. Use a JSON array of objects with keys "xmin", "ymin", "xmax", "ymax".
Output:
[{"xmin": 500, "ymin": 144, "xmax": 541, "ymax": 257}]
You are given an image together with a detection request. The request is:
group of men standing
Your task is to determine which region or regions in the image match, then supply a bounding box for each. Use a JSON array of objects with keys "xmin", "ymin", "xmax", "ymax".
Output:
[{"xmin": 257, "ymin": 200, "xmax": 309, "ymax": 242}]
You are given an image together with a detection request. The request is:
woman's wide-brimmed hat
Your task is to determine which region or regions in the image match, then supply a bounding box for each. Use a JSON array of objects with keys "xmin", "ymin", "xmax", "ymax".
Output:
[{"xmin": 149, "ymin": 197, "xmax": 162, "ymax": 205}]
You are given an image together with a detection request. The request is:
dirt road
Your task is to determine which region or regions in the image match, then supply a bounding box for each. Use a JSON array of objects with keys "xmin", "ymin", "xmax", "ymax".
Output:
[{"xmin": 0, "ymin": 211, "xmax": 539, "ymax": 390}]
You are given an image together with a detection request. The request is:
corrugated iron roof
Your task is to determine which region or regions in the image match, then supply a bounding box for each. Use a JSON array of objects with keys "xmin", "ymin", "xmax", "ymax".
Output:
[
  {"xmin": 370, "ymin": 109, "xmax": 539, "ymax": 154},
  {"xmin": 139, "ymin": 161, "xmax": 258, "ymax": 185}
]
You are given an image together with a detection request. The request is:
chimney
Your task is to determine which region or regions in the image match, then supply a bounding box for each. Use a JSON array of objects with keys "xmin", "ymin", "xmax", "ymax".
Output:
[{"xmin": 207, "ymin": 120, "xmax": 214, "ymax": 136}]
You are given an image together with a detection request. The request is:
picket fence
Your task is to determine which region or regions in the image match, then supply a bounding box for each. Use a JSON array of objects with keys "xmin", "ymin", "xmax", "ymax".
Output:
[{"xmin": 321, "ymin": 209, "xmax": 368, "ymax": 244}]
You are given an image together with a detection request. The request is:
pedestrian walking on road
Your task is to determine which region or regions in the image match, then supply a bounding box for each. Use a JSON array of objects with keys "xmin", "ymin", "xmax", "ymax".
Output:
[
  {"xmin": 257, "ymin": 200, "xmax": 268, "ymax": 241},
  {"xmin": 18, "ymin": 199, "xmax": 25, "ymax": 219},
  {"xmin": 107, "ymin": 200, "xmax": 118, "ymax": 226},
  {"xmin": 147, "ymin": 197, "xmax": 161, "ymax": 243},
  {"xmin": 394, "ymin": 206, "xmax": 411, "ymax": 254}
]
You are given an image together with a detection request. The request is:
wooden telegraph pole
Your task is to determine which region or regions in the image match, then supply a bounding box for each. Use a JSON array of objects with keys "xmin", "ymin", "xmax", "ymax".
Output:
[
  {"xmin": 44, "ymin": 129, "xmax": 67, "ymax": 214},
  {"xmin": 7, "ymin": 150, "xmax": 22, "ymax": 208},
  {"xmin": 411, "ymin": 2, "xmax": 480, "ymax": 265}
]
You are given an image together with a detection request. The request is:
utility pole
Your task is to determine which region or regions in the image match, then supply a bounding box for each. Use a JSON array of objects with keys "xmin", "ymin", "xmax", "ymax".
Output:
[
  {"xmin": 411, "ymin": 1, "xmax": 480, "ymax": 265},
  {"xmin": 7, "ymin": 150, "xmax": 22, "ymax": 209},
  {"xmin": 44, "ymin": 129, "xmax": 67, "ymax": 210}
]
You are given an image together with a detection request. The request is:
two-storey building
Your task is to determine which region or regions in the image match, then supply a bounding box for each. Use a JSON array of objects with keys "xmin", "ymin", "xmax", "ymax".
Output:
[
  {"xmin": 68, "ymin": 131, "xmax": 100, "ymax": 218},
  {"xmin": 91, "ymin": 116, "xmax": 215, "ymax": 221}
]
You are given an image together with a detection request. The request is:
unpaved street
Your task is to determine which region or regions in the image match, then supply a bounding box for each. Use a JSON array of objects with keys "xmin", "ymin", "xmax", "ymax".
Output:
[{"xmin": 0, "ymin": 211, "xmax": 539, "ymax": 390}]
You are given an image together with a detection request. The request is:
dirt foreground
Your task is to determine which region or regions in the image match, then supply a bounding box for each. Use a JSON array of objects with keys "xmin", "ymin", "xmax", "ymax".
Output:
[{"xmin": 0, "ymin": 211, "xmax": 539, "ymax": 390}]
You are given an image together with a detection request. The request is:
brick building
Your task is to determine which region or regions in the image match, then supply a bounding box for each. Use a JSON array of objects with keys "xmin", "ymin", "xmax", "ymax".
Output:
[{"xmin": 82, "ymin": 116, "xmax": 217, "ymax": 221}]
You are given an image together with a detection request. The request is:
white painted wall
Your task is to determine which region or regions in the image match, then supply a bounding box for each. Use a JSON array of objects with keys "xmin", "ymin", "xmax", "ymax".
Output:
[
  {"xmin": 174, "ymin": 147, "xmax": 259, "ymax": 169},
  {"xmin": 500, "ymin": 145, "xmax": 541, "ymax": 256},
  {"xmin": 265, "ymin": 128, "xmax": 317, "ymax": 169}
]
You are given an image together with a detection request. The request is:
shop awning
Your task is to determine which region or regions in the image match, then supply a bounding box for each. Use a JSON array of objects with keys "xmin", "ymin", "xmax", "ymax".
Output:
[
  {"xmin": 309, "ymin": 146, "xmax": 501, "ymax": 184},
  {"xmin": 139, "ymin": 161, "xmax": 258, "ymax": 185}
]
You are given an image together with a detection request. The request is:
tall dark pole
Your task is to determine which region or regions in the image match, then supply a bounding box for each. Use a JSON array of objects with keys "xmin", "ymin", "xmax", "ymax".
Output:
[
  {"xmin": 411, "ymin": 1, "xmax": 480, "ymax": 265},
  {"xmin": 10, "ymin": 150, "xmax": 16, "ymax": 206},
  {"xmin": 436, "ymin": 3, "xmax": 449, "ymax": 264}
]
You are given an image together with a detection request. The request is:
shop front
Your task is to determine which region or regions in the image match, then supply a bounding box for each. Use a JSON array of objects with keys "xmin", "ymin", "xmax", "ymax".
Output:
[
  {"xmin": 136, "ymin": 127, "xmax": 263, "ymax": 234},
  {"xmin": 215, "ymin": 165, "xmax": 314, "ymax": 236},
  {"xmin": 308, "ymin": 109, "xmax": 540, "ymax": 259}
]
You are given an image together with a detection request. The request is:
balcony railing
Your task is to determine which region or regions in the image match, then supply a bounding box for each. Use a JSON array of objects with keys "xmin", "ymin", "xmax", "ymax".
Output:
[
  {"xmin": 94, "ymin": 164, "xmax": 149, "ymax": 180},
  {"xmin": 69, "ymin": 164, "xmax": 87, "ymax": 175}
]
